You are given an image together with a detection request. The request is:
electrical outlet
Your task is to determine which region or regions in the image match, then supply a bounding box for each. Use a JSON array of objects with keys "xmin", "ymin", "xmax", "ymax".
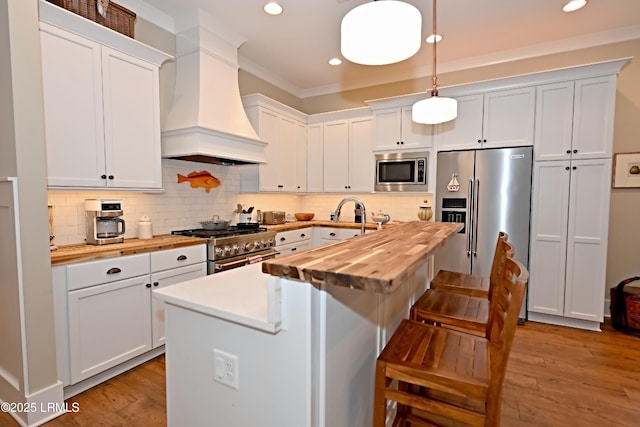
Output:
[{"xmin": 213, "ymin": 349, "xmax": 239, "ymax": 389}]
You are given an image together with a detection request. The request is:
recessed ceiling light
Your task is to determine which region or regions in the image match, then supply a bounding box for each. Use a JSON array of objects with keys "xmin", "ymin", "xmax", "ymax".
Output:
[
  {"xmin": 328, "ymin": 58, "xmax": 342, "ymax": 66},
  {"xmin": 426, "ymin": 34, "xmax": 442, "ymax": 44},
  {"xmin": 562, "ymin": 0, "xmax": 587, "ymax": 12},
  {"xmin": 263, "ymin": 2, "xmax": 283, "ymax": 16}
]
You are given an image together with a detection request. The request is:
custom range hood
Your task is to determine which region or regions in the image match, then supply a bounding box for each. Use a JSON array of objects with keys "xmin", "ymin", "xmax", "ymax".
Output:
[{"xmin": 162, "ymin": 10, "xmax": 266, "ymax": 165}]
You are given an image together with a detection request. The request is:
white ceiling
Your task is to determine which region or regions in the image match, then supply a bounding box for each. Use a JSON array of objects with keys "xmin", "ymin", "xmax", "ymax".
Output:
[{"xmin": 137, "ymin": 0, "xmax": 640, "ymax": 98}]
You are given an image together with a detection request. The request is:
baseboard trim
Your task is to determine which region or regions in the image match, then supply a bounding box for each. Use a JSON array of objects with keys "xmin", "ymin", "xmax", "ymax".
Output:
[
  {"xmin": 63, "ymin": 346, "xmax": 164, "ymax": 399},
  {"xmin": 1, "ymin": 381, "xmax": 65, "ymax": 427},
  {"xmin": 527, "ymin": 312, "xmax": 602, "ymax": 331}
]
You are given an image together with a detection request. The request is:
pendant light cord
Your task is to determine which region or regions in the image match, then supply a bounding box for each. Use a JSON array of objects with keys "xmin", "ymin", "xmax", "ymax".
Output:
[{"xmin": 431, "ymin": 0, "xmax": 439, "ymax": 97}]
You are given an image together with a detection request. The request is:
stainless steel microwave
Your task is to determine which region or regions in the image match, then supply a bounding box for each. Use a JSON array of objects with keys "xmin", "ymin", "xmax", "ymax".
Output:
[{"xmin": 375, "ymin": 151, "xmax": 428, "ymax": 192}]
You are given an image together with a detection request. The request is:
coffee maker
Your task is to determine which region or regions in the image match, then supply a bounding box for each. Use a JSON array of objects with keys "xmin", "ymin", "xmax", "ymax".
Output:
[{"xmin": 85, "ymin": 199, "xmax": 126, "ymax": 245}]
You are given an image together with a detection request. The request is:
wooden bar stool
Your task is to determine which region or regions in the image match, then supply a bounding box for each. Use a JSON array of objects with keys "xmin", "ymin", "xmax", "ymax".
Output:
[
  {"xmin": 430, "ymin": 232, "xmax": 510, "ymax": 298},
  {"xmin": 373, "ymin": 257, "xmax": 528, "ymax": 427},
  {"xmin": 409, "ymin": 237, "xmax": 515, "ymax": 336}
]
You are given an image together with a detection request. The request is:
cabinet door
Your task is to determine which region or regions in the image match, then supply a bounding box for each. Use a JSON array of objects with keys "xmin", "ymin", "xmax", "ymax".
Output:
[
  {"xmin": 307, "ymin": 123, "xmax": 324, "ymax": 192},
  {"xmin": 40, "ymin": 24, "xmax": 106, "ymax": 188},
  {"xmin": 534, "ymin": 82, "xmax": 574, "ymax": 161},
  {"xmin": 348, "ymin": 117, "xmax": 374, "ymax": 192},
  {"xmin": 528, "ymin": 161, "xmax": 571, "ymax": 316},
  {"xmin": 102, "ymin": 47, "xmax": 162, "ymax": 189},
  {"xmin": 278, "ymin": 115, "xmax": 299, "ymax": 191},
  {"xmin": 435, "ymin": 94, "xmax": 483, "ymax": 151},
  {"xmin": 564, "ymin": 159, "xmax": 611, "ymax": 322},
  {"xmin": 482, "ymin": 87, "xmax": 535, "ymax": 148},
  {"xmin": 151, "ymin": 263, "xmax": 207, "ymax": 348},
  {"xmin": 67, "ymin": 275, "xmax": 152, "ymax": 383},
  {"xmin": 400, "ymin": 106, "xmax": 432, "ymax": 149},
  {"xmin": 253, "ymin": 108, "xmax": 281, "ymax": 191},
  {"xmin": 572, "ymin": 76, "xmax": 616, "ymax": 160},
  {"xmin": 294, "ymin": 120, "xmax": 308, "ymax": 192},
  {"xmin": 323, "ymin": 120, "xmax": 350, "ymax": 192},
  {"xmin": 373, "ymin": 108, "xmax": 402, "ymax": 151}
]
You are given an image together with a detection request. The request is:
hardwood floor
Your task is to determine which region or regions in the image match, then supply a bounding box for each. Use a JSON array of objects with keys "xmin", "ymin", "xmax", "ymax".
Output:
[{"xmin": 1, "ymin": 321, "xmax": 639, "ymax": 426}]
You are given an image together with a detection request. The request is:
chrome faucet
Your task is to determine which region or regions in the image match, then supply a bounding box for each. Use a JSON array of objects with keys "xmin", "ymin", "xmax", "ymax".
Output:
[{"xmin": 333, "ymin": 197, "xmax": 367, "ymax": 235}]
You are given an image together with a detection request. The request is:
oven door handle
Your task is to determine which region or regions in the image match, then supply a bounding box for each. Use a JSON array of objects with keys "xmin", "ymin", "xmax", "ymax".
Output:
[{"xmin": 213, "ymin": 251, "xmax": 279, "ymax": 272}]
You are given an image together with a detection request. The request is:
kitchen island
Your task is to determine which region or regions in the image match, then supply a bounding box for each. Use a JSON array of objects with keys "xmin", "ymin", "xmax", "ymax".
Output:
[{"xmin": 154, "ymin": 221, "xmax": 461, "ymax": 427}]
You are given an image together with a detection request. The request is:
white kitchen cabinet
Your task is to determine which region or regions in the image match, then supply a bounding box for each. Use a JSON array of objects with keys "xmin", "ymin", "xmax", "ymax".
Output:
[
  {"xmin": 314, "ymin": 227, "xmax": 369, "ymax": 247},
  {"xmin": 534, "ymin": 76, "xmax": 616, "ymax": 161},
  {"xmin": 528, "ymin": 159, "xmax": 612, "ymax": 329},
  {"xmin": 307, "ymin": 123, "xmax": 324, "ymax": 192},
  {"xmin": 436, "ymin": 87, "xmax": 535, "ymax": 151},
  {"xmin": 323, "ymin": 116, "xmax": 374, "ymax": 193},
  {"xmin": 243, "ymin": 96, "xmax": 307, "ymax": 193},
  {"xmin": 373, "ymin": 106, "xmax": 432, "ymax": 151},
  {"xmin": 39, "ymin": 20, "xmax": 168, "ymax": 190},
  {"xmin": 60, "ymin": 245, "xmax": 206, "ymax": 385},
  {"xmin": 275, "ymin": 227, "xmax": 313, "ymax": 256}
]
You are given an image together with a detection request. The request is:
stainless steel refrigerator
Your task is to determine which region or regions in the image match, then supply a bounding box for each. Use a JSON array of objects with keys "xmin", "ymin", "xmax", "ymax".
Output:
[{"xmin": 434, "ymin": 146, "xmax": 533, "ymax": 318}]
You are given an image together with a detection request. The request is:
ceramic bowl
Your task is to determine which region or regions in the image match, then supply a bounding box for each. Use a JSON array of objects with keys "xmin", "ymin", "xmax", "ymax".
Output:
[{"xmin": 294, "ymin": 213, "xmax": 315, "ymax": 221}]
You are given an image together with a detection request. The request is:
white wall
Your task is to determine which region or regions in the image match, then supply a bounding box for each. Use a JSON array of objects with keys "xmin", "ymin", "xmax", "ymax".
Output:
[{"xmin": 49, "ymin": 159, "xmax": 433, "ymax": 245}]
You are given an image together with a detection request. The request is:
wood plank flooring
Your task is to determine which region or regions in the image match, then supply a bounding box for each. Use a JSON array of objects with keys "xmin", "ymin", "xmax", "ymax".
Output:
[{"xmin": 1, "ymin": 321, "xmax": 639, "ymax": 426}]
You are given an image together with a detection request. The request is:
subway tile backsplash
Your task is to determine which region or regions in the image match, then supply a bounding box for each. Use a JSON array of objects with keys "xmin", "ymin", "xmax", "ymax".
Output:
[{"xmin": 49, "ymin": 159, "xmax": 433, "ymax": 246}]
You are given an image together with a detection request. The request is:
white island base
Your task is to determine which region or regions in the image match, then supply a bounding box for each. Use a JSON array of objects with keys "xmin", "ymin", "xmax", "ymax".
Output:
[{"xmin": 155, "ymin": 260, "xmax": 432, "ymax": 427}]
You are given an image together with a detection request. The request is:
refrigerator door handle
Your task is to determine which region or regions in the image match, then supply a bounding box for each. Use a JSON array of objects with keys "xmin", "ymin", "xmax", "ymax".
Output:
[
  {"xmin": 467, "ymin": 178, "xmax": 474, "ymax": 256},
  {"xmin": 473, "ymin": 178, "xmax": 480, "ymax": 256}
]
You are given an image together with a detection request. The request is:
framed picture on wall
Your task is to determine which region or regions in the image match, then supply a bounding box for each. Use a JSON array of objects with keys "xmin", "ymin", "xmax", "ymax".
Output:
[{"xmin": 613, "ymin": 152, "xmax": 640, "ymax": 188}]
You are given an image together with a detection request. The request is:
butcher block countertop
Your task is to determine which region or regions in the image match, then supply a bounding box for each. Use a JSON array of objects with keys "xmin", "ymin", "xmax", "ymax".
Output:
[
  {"xmin": 262, "ymin": 221, "xmax": 462, "ymax": 294},
  {"xmin": 263, "ymin": 220, "xmax": 379, "ymax": 232},
  {"xmin": 50, "ymin": 235, "xmax": 208, "ymax": 266}
]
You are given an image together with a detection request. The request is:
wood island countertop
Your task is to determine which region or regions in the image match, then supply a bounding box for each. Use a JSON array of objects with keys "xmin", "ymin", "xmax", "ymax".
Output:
[
  {"xmin": 50, "ymin": 235, "xmax": 208, "ymax": 266},
  {"xmin": 262, "ymin": 221, "xmax": 462, "ymax": 294}
]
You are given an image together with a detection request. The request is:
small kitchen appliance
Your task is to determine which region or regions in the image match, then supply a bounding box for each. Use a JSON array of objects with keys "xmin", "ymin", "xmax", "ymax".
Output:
[
  {"xmin": 375, "ymin": 151, "xmax": 428, "ymax": 192},
  {"xmin": 85, "ymin": 199, "xmax": 126, "ymax": 245},
  {"xmin": 261, "ymin": 211, "xmax": 285, "ymax": 225}
]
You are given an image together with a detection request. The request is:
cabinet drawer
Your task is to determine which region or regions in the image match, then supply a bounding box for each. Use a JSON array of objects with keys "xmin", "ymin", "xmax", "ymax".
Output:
[
  {"xmin": 67, "ymin": 253, "xmax": 149, "ymax": 290},
  {"xmin": 276, "ymin": 241, "xmax": 312, "ymax": 257},
  {"xmin": 317, "ymin": 227, "xmax": 364, "ymax": 241},
  {"xmin": 276, "ymin": 228, "xmax": 313, "ymax": 247},
  {"xmin": 150, "ymin": 244, "xmax": 206, "ymax": 272}
]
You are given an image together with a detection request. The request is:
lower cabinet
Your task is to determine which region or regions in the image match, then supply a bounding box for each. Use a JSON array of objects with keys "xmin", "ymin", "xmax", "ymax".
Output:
[
  {"xmin": 275, "ymin": 228, "xmax": 313, "ymax": 256},
  {"xmin": 314, "ymin": 227, "xmax": 370, "ymax": 247},
  {"xmin": 57, "ymin": 245, "xmax": 206, "ymax": 386},
  {"xmin": 528, "ymin": 159, "xmax": 612, "ymax": 328}
]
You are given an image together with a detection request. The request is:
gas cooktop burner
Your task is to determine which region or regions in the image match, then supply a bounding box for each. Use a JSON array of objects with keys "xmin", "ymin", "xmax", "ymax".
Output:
[{"xmin": 171, "ymin": 226, "xmax": 268, "ymax": 238}]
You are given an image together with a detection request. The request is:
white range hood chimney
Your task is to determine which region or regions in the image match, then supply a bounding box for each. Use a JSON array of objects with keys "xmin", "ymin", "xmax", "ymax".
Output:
[{"xmin": 162, "ymin": 10, "xmax": 266, "ymax": 165}]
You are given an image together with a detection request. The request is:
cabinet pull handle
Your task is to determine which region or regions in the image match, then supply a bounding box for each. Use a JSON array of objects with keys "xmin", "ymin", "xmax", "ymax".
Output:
[
  {"xmin": 301, "ymin": 233, "xmax": 306, "ymax": 238},
  {"xmin": 572, "ymin": 166, "xmax": 577, "ymax": 170},
  {"xmin": 277, "ymin": 184, "xmax": 284, "ymax": 188},
  {"xmin": 280, "ymin": 237, "xmax": 286, "ymax": 241},
  {"xmin": 101, "ymin": 174, "xmax": 107, "ymax": 179},
  {"xmin": 146, "ymin": 283, "xmax": 152, "ymax": 288},
  {"xmin": 477, "ymin": 139, "xmax": 482, "ymax": 143},
  {"xmin": 108, "ymin": 175, "xmax": 114, "ymax": 180},
  {"xmin": 566, "ymin": 150, "xmax": 571, "ymax": 154},
  {"xmin": 153, "ymin": 282, "xmax": 159, "ymax": 287},
  {"xmin": 177, "ymin": 255, "xmax": 187, "ymax": 261},
  {"xmin": 329, "ymin": 232, "xmax": 336, "ymax": 237},
  {"xmin": 106, "ymin": 267, "xmax": 121, "ymax": 275},
  {"xmin": 565, "ymin": 166, "xmax": 570, "ymax": 170},
  {"xmin": 573, "ymin": 149, "xmax": 578, "ymax": 154},
  {"xmin": 292, "ymin": 248, "xmax": 297, "ymax": 251}
]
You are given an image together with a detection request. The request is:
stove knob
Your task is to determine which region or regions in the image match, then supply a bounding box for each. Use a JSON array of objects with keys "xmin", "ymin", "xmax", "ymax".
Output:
[
  {"xmin": 244, "ymin": 241, "xmax": 255, "ymax": 251},
  {"xmin": 215, "ymin": 247, "xmax": 224, "ymax": 257},
  {"xmin": 268, "ymin": 238, "xmax": 276, "ymax": 247},
  {"xmin": 232, "ymin": 244, "xmax": 241, "ymax": 254},
  {"xmin": 259, "ymin": 240, "xmax": 267, "ymax": 248},
  {"xmin": 224, "ymin": 246, "xmax": 232, "ymax": 256}
]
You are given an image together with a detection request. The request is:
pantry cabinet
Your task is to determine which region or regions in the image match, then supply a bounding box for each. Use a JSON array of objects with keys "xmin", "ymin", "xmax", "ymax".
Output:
[
  {"xmin": 39, "ymin": 12, "xmax": 170, "ymax": 190},
  {"xmin": 528, "ymin": 159, "xmax": 612, "ymax": 326},
  {"xmin": 373, "ymin": 106, "xmax": 432, "ymax": 151},
  {"xmin": 242, "ymin": 95, "xmax": 307, "ymax": 193},
  {"xmin": 435, "ymin": 87, "xmax": 535, "ymax": 151},
  {"xmin": 534, "ymin": 76, "xmax": 616, "ymax": 161},
  {"xmin": 323, "ymin": 116, "xmax": 374, "ymax": 193}
]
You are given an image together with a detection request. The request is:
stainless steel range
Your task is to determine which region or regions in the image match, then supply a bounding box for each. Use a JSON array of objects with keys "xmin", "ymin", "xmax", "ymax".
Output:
[{"xmin": 172, "ymin": 227, "xmax": 277, "ymax": 274}]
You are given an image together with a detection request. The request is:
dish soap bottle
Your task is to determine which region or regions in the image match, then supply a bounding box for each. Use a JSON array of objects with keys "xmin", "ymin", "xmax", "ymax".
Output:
[
  {"xmin": 417, "ymin": 200, "xmax": 433, "ymax": 221},
  {"xmin": 354, "ymin": 203, "xmax": 363, "ymax": 223}
]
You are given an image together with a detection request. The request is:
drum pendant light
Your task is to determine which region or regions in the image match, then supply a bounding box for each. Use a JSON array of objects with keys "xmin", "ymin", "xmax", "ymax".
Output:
[
  {"xmin": 412, "ymin": 0, "xmax": 457, "ymax": 124},
  {"xmin": 341, "ymin": 0, "xmax": 422, "ymax": 66}
]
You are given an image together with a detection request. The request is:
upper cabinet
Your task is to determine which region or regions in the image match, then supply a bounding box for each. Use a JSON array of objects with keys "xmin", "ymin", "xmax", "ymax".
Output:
[
  {"xmin": 534, "ymin": 76, "xmax": 616, "ymax": 161},
  {"xmin": 39, "ymin": 4, "xmax": 171, "ymax": 190},
  {"xmin": 323, "ymin": 116, "xmax": 374, "ymax": 193},
  {"xmin": 435, "ymin": 87, "xmax": 536, "ymax": 151},
  {"xmin": 373, "ymin": 106, "xmax": 433, "ymax": 151},
  {"xmin": 242, "ymin": 95, "xmax": 307, "ymax": 193}
]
